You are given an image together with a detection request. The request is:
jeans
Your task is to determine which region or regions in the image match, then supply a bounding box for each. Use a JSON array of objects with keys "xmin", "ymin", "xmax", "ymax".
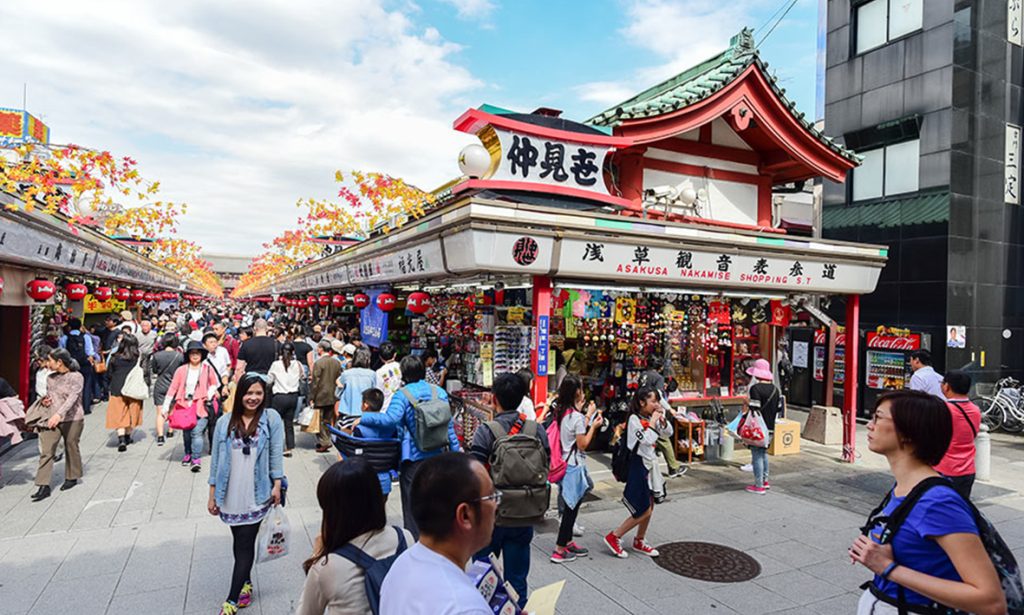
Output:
[
  {"xmin": 475, "ymin": 526, "xmax": 533, "ymax": 608},
  {"xmin": 183, "ymin": 416, "xmax": 209, "ymax": 459},
  {"xmin": 751, "ymin": 445, "xmax": 769, "ymax": 488}
]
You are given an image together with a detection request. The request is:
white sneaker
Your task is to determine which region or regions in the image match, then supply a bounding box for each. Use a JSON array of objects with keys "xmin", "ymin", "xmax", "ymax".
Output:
[
  {"xmin": 573, "ymin": 523, "xmax": 585, "ymax": 537},
  {"xmin": 740, "ymin": 464, "xmax": 753, "ymax": 473}
]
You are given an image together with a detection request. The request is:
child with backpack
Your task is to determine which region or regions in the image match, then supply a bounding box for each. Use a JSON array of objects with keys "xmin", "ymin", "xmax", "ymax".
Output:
[
  {"xmin": 851, "ymin": 390, "xmax": 1014, "ymax": 615},
  {"xmin": 605, "ymin": 386, "xmax": 671, "ymax": 559},
  {"xmin": 468, "ymin": 373, "xmax": 550, "ymax": 607}
]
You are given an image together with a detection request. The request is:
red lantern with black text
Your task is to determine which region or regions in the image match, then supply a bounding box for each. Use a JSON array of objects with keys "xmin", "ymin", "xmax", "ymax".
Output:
[
  {"xmin": 353, "ymin": 293, "xmax": 370, "ymax": 309},
  {"xmin": 26, "ymin": 278, "xmax": 56, "ymax": 302},
  {"xmin": 332, "ymin": 294, "xmax": 346, "ymax": 308},
  {"xmin": 114, "ymin": 287, "xmax": 131, "ymax": 301},
  {"xmin": 407, "ymin": 291, "xmax": 431, "ymax": 315},
  {"xmin": 318, "ymin": 294, "xmax": 330, "ymax": 307},
  {"xmin": 376, "ymin": 293, "xmax": 396, "ymax": 312},
  {"xmin": 131, "ymin": 289, "xmax": 146, "ymax": 302},
  {"xmin": 93, "ymin": 286, "xmax": 113, "ymax": 301},
  {"xmin": 65, "ymin": 283, "xmax": 88, "ymax": 301}
]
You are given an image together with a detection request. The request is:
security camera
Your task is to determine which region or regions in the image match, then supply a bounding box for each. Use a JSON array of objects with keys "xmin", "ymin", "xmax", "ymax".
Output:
[{"xmin": 644, "ymin": 185, "xmax": 676, "ymax": 199}]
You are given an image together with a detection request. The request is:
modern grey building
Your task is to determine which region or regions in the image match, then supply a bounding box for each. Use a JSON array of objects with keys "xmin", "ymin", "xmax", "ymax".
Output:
[{"xmin": 823, "ymin": 0, "xmax": 1023, "ymax": 383}]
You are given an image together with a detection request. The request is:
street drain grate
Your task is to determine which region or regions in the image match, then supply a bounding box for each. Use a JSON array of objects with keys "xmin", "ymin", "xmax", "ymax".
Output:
[{"xmin": 653, "ymin": 541, "xmax": 761, "ymax": 582}]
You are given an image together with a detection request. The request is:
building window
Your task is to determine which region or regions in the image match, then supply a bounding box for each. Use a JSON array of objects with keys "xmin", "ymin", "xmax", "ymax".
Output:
[
  {"xmin": 852, "ymin": 139, "xmax": 920, "ymax": 201},
  {"xmin": 855, "ymin": 0, "xmax": 923, "ymax": 54}
]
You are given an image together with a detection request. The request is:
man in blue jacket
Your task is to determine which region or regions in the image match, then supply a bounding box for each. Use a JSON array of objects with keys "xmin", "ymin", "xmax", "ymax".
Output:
[{"xmin": 355, "ymin": 354, "xmax": 460, "ymax": 538}]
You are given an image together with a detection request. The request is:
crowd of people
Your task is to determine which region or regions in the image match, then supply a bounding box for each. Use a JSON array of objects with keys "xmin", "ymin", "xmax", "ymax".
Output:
[{"xmin": 13, "ymin": 304, "xmax": 1012, "ymax": 615}]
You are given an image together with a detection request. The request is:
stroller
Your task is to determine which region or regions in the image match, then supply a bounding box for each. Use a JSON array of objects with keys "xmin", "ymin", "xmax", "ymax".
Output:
[{"xmin": 327, "ymin": 424, "xmax": 401, "ymax": 474}]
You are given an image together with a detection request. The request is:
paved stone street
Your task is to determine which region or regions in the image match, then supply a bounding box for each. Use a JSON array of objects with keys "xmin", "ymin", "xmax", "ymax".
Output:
[{"xmin": 2, "ymin": 403, "xmax": 1023, "ymax": 615}]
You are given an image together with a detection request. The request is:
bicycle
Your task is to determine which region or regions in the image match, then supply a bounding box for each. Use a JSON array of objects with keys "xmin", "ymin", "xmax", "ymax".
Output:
[{"xmin": 973, "ymin": 378, "xmax": 1024, "ymax": 433}]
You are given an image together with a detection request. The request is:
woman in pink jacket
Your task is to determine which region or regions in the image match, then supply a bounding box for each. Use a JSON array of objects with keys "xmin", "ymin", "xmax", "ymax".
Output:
[{"xmin": 166, "ymin": 341, "xmax": 221, "ymax": 473}]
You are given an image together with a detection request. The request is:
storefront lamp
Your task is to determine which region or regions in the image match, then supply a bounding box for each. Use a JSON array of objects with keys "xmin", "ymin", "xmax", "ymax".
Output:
[{"xmin": 458, "ymin": 144, "xmax": 491, "ymax": 178}]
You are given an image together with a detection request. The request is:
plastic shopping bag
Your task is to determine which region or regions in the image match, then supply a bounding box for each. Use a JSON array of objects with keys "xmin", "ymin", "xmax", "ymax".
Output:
[
  {"xmin": 737, "ymin": 410, "xmax": 769, "ymax": 448},
  {"xmin": 296, "ymin": 404, "xmax": 315, "ymax": 427},
  {"xmin": 302, "ymin": 407, "xmax": 321, "ymax": 434},
  {"xmin": 725, "ymin": 412, "xmax": 742, "ymax": 438},
  {"xmin": 257, "ymin": 505, "xmax": 290, "ymax": 564}
]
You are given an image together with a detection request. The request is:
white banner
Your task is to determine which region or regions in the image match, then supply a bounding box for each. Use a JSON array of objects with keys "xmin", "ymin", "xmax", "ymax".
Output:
[
  {"xmin": 491, "ymin": 128, "xmax": 612, "ymax": 197},
  {"xmin": 1006, "ymin": 123, "xmax": 1021, "ymax": 205},
  {"xmin": 1010, "ymin": 0, "xmax": 1023, "ymax": 46},
  {"xmin": 346, "ymin": 239, "xmax": 446, "ymax": 286}
]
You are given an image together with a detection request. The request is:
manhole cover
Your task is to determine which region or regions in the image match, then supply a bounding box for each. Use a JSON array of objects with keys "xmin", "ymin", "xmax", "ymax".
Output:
[{"xmin": 653, "ymin": 541, "xmax": 761, "ymax": 582}]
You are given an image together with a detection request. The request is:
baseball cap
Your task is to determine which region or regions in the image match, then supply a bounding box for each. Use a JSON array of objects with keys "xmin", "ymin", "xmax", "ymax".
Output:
[
  {"xmin": 341, "ymin": 343, "xmax": 356, "ymax": 356},
  {"xmin": 330, "ymin": 339, "xmax": 346, "ymax": 354}
]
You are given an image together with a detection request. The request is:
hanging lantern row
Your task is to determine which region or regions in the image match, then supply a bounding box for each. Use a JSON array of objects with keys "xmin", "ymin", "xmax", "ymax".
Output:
[
  {"xmin": 277, "ymin": 290, "xmax": 436, "ymax": 315},
  {"xmin": 20, "ymin": 275, "xmax": 191, "ymax": 305}
]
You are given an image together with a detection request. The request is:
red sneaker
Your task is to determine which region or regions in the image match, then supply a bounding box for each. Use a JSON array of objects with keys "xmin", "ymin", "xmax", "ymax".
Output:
[
  {"xmin": 745, "ymin": 485, "xmax": 767, "ymax": 495},
  {"xmin": 632, "ymin": 538, "xmax": 660, "ymax": 557},
  {"xmin": 764, "ymin": 481, "xmax": 771, "ymax": 490},
  {"xmin": 604, "ymin": 532, "xmax": 628, "ymax": 558}
]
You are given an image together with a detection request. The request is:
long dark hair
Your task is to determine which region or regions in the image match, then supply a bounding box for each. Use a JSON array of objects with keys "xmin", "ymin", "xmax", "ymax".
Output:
[
  {"xmin": 553, "ymin": 374, "xmax": 583, "ymax": 425},
  {"xmin": 114, "ymin": 334, "xmax": 140, "ymax": 363},
  {"xmin": 280, "ymin": 342, "xmax": 294, "ymax": 371},
  {"xmin": 228, "ymin": 374, "xmax": 270, "ymax": 439},
  {"xmin": 629, "ymin": 386, "xmax": 658, "ymax": 416},
  {"xmin": 303, "ymin": 458, "xmax": 386, "ymax": 574}
]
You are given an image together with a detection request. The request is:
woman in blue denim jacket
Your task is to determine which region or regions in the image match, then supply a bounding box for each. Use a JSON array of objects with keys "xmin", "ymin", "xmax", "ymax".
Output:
[{"xmin": 207, "ymin": 373, "xmax": 285, "ymax": 615}]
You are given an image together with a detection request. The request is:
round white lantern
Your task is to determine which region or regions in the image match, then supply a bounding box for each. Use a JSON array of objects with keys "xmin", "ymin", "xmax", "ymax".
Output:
[{"xmin": 458, "ymin": 144, "xmax": 492, "ymax": 179}]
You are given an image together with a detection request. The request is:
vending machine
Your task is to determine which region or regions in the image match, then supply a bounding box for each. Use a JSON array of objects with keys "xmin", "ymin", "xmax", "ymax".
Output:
[
  {"xmin": 862, "ymin": 328, "xmax": 923, "ymax": 416},
  {"xmin": 811, "ymin": 327, "xmax": 846, "ymax": 409}
]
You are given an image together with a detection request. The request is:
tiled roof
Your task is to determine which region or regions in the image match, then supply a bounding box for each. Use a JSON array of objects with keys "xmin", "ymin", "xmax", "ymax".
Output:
[
  {"xmin": 822, "ymin": 191, "xmax": 950, "ymax": 230},
  {"xmin": 586, "ymin": 28, "xmax": 860, "ymax": 163}
]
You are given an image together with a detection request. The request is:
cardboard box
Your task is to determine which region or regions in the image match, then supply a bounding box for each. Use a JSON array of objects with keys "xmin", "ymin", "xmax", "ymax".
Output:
[{"xmin": 769, "ymin": 418, "xmax": 800, "ymax": 455}]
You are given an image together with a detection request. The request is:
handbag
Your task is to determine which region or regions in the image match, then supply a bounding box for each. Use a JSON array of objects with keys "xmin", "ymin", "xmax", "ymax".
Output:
[
  {"xmin": 168, "ymin": 400, "xmax": 199, "ymax": 430},
  {"xmin": 122, "ymin": 360, "xmax": 150, "ymax": 400},
  {"xmin": 23, "ymin": 398, "xmax": 50, "ymax": 431},
  {"xmin": 296, "ymin": 404, "xmax": 315, "ymax": 427},
  {"xmin": 92, "ymin": 357, "xmax": 107, "ymax": 374},
  {"xmin": 302, "ymin": 407, "xmax": 321, "ymax": 434}
]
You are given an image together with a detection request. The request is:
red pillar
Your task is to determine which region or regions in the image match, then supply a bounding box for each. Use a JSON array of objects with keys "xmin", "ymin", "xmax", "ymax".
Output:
[
  {"xmin": 757, "ymin": 177, "xmax": 773, "ymax": 228},
  {"xmin": 843, "ymin": 295, "xmax": 860, "ymax": 463},
  {"xmin": 531, "ymin": 276, "xmax": 552, "ymax": 411}
]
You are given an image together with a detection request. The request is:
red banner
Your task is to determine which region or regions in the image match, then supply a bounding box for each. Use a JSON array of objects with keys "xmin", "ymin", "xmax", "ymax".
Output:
[
  {"xmin": 768, "ymin": 301, "xmax": 791, "ymax": 327},
  {"xmin": 866, "ymin": 331, "xmax": 921, "ymax": 350}
]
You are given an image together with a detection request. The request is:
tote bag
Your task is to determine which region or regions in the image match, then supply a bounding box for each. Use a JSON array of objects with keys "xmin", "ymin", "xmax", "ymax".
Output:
[{"xmin": 122, "ymin": 360, "xmax": 150, "ymax": 400}]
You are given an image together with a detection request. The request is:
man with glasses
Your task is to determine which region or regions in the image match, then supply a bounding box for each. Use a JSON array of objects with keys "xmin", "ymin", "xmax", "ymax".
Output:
[{"xmin": 380, "ymin": 453, "xmax": 497, "ymax": 615}]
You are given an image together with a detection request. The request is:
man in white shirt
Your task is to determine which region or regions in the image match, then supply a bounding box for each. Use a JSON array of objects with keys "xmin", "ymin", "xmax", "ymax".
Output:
[
  {"xmin": 375, "ymin": 342, "xmax": 403, "ymax": 409},
  {"xmin": 380, "ymin": 453, "xmax": 497, "ymax": 615},
  {"xmin": 202, "ymin": 333, "xmax": 231, "ymax": 390},
  {"xmin": 908, "ymin": 349, "xmax": 945, "ymax": 399}
]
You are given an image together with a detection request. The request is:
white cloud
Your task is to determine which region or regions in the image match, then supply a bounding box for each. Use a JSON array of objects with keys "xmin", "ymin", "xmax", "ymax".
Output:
[
  {"xmin": 439, "ymin": 0, "xmax": 497, "ymax": 20},
  {"xmin": 0, "ymin": 0, "xmax": 482, "ymax": 255},
  {"xmin": 574, "ymin": 0, "xmax": 774, "ymax": 112}
]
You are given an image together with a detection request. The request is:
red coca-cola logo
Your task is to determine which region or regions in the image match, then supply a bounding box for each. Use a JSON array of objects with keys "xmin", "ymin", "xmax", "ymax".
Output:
[
  {"xmin": 866, "ymin": 332, "xmax": 920, "ymax": 350},
  {"xmin": 813, "ymin": 329, "xmax": 847, "ymax": 345}
]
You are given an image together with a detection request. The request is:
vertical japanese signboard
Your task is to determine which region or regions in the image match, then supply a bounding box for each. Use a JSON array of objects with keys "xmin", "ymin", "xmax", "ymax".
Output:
[
  {"xmin": 1010, "ymin": 0, "xmax": 1023, "ymax": 47},
  {"xmin": 536, "ymin": 315, "xmax": 550, "ymax": 376},
  {"xmin": 1006, "ymin": 123, "xmax": 1021, "ymax": 205}
]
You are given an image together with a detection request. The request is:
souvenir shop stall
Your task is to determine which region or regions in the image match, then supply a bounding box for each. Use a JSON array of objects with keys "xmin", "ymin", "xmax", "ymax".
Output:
[{"xmin": 244, "ymin": 29, "xmax": 891, "ymax": 461}]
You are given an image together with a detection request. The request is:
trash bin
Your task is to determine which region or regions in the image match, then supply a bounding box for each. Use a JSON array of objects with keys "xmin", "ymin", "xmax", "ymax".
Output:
[{"xmin": 704, "ymin": 423, "xmax": 721, "ymax": 462}]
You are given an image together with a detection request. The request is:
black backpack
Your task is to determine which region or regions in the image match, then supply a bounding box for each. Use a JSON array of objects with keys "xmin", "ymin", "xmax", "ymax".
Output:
[
  {"xmin": 332, "ymin": 526, "xmax": 408, "ymax": 615},
  {"xmin": 66, "ymin": 333, "xmax": 88, "ymax": 364},
  {"xmin": 611, "ymin": 430, "xmax": 639, "ymax": 483},
  {"xmin": 860, "ymin": 476, "xmax": 1024, "ymax": 615}
]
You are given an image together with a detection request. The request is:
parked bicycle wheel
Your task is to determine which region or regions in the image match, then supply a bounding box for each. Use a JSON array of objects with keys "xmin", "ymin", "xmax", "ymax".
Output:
[{"xmin": 974, "ymin": 395, "xmax": 1005, "ymax": 431}]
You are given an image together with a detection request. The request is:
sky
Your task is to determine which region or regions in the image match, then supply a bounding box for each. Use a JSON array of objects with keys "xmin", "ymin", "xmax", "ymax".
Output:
[{"xmin": 0, "ymin": 0, "xmax": 821, "ymax": 258}]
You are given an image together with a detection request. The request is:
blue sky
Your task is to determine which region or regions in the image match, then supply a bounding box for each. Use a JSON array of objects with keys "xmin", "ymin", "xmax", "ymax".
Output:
[{"xmin": 0, "ymin": 0, "xmax": 823, "ymax": 255}]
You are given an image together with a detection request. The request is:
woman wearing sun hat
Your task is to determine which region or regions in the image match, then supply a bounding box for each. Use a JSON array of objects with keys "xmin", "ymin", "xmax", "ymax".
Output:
[
  {"xmin": 166, "ymin": 340, "xmax": 222, "ymax": 472},
  {"xmin": 744, "ymin": 358, "xmax": 782, "ymax": 495}
]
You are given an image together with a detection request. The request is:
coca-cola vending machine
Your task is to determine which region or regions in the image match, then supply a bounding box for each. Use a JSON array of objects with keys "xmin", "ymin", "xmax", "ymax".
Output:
[
  {"xmin": 862, "ymin": 328, "xmax": 924, "ymax": 417},
  {"xmin": 811, "ymin": 327, "xmax": 845, "ymax": 409}
]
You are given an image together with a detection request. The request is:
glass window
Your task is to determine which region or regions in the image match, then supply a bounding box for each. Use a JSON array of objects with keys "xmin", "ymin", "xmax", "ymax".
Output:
[
  {"xmin": 855, "ymin": 0, "xmax": 923, "ymax": 54},
  {"xmin": 857, "ymin": 0, "xmax": 888, "ymax": 53},
  {"xmin": 852, "ymin": 139, "xmax": 920, "ymax": 201},
  {"xmin": 884, "ymin": 140, "xmax": 920, "ymax": 195},
  {"xmin": 888, "ymin": 0, "xmax": 923, "ymax": 40},
  {"xmin": 853, "ymin": 148, "xmax": 885, "ymax": 201}
]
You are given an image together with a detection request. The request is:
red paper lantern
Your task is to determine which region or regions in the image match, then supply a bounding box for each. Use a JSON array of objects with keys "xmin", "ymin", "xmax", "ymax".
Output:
[
  {"xmin": 376, "ymin": 293, "xmax": 397, "ymax": 312},
  {"xmin": 26, "ymin": 278, "xmax": 56, "ymax": 302},
  {"xmin": 163, "ymin": 291, "xmax": 177, "ymax": 300},
  {"xmin": 65, "ymin": 283, "xmax": 88, "ymax": 301},
  {"xmin": 131, "ymin": 289, "xmax": 146, "ymax": 302},
  {"xmin": 0, "ymin": 276, "xmax": 4, "ymax": 296},
  {"xmin": 93, "ymin": 286, "xmax": 113, "ymax": 301},
  {"xmin": 318, "ymin": 294, "xmax": 330, "ymax": 307},
  {"xmin": 353, "ymin": 293, "xmax": 370, "ymax": 309},
  {"xmin": 114, "ymin": 287, "xmax": 131, "ymax": 301},
  {"xmin": 143, "ymin": 292, "xmax": 158, "ymax": 302},
  {"xmin": 332, "ymin": 294, "xmax": 346, "ymax": 308},
  {"xmin": 407, "ymin": 291, "xmax": 431, "ymax": 315}
]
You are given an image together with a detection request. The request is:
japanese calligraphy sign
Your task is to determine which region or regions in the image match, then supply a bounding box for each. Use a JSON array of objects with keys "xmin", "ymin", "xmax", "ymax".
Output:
[
  {"xmin": 557, "ymin": 238, "xmax": 881, "ymax": 294},
  {"xmin": 444, "ymin": 230, "xmax": 554, "ymax": 274},
  {"xmin": 345, "ymin": 239, "xmax": 445, "ymax": 285},
  {"xmin": 1010, "ymin": 0, "xmax": 1023, "ymax": 46},
  {"xmin": 491, "ymin": 128, "xmax": 613, "ymax": 197},
  {"xmin": 1007, "ymin": 123, "xmax": 1021, "ymax": 205}
]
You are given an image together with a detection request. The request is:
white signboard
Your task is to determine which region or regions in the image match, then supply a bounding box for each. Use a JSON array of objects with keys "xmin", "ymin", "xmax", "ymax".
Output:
[
  {"xmin": 1006, "ymin": 123, "xmax": 1021, "ymax": 205},
  {"xmin": 491, "ymin": 128, "xmax": 612, "ymax": 197},
  {"xmin": 346, "ymin": 239, "xmax": 446, "ymax": 286},
  {"xmin": 792, "ymin": 341, "xmax": 809, "ymax": 369},
  {"xmin": 444, "ymin": 230, "xmax": 554, "ymax": 274},
  {"xmin": 1010, "ymin": 0, "xmax": 1023, "ymax": 46},
  {"xmin": 556, "ymin": 238, "xmax": 882, "ymax": 294}
]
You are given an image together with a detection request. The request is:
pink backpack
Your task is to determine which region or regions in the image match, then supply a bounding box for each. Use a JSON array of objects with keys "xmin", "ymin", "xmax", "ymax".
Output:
[{"xmin": 546, "ymin": 419, "xmax": 566, "ymax": 483}]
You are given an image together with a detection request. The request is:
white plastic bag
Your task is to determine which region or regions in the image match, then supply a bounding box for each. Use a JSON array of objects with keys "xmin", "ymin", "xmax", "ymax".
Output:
[
  {"xmin": 738, "ymin": 410, "xmax": 769, "ymax": 448},
  {"xmin": 296, "ymin": 404, "xmax": 315, "ymax": 427},
  {"xmin": 122, "ymin": 360, "xmax": 150, "ymax": 400},
  {"xmin": 257, "ymin": 505, "xmax": 290, "ymax": 563}
]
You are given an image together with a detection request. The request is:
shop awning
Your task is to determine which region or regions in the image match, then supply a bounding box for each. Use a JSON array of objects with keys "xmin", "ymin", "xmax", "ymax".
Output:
[
  {"xmin": 0, "ymin": 193, "xmax": 192, "ymax": 291},
  {"xmin": 822, "ymin": 191, "xmax": 949, "ymax": 230},
  {"xmin": 254, "ymin": 196, "xmax": 888, "ymax": 297}
]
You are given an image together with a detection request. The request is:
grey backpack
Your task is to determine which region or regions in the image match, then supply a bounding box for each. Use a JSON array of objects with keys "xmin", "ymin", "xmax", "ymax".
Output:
[
  {"xmin": 486, "ymin": 418, "xmax": 551, "ymax": 526},
  {"xmin": 401, "ymin": 386, "xmax": 452, "ymax": 452}
]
